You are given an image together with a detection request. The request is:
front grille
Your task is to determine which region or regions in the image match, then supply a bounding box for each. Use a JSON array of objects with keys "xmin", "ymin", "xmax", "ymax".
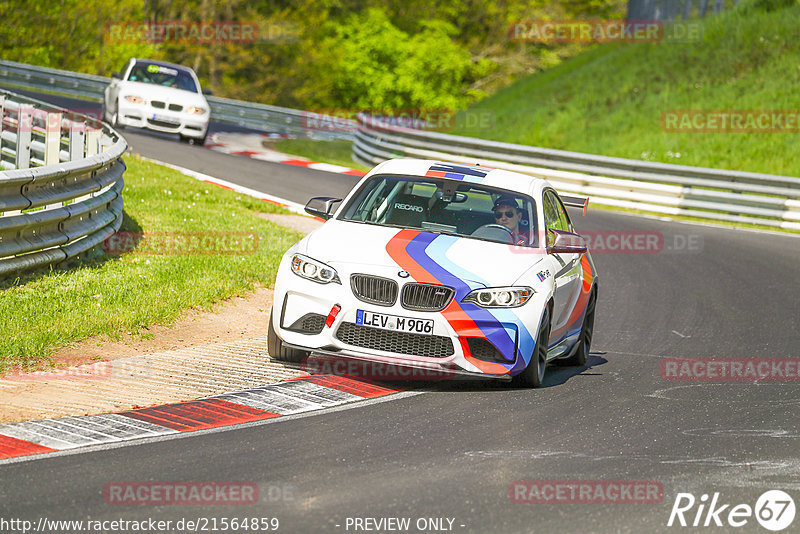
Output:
[
  {"xmin": 168, "ymin": 103, "xmax": 183, "ymax": 112},
  {"xmin": 401, "ymin": 283, "xmax": 454, "ymax": 311},
  {"xmin": 286, "ymin": 313, "xmax": 326, "ymax": 335},
  {"xmin": 336, "ymin": 322, "xmax": 454, "ymax": 358},
  {"xmin": 351, "ymin": 274, "xmax": 398, "ymax": 307},
  {"xmin": 151, "ymin": 101, "xmax": 166, "ymax": 109},
  {"xmin": 467, "ymin": 337, "xmax": 511, "ymax": 363}
]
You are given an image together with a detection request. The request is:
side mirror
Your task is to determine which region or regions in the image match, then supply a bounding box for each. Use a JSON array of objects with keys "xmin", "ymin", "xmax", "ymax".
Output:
[
  {"xmin": 111, "ymin": 72, "xmax": 122, "ymax": 80},
  {"xmin": 305, "ymin": 197, "xmax": 342, "ymax": 220},
  {"xmin": 547, "ymin": 229, "xmax": 587, "ymax": 254},
  {"xmin": 202, "ymin": 88, "xmax": 213, "ymax": 96}
]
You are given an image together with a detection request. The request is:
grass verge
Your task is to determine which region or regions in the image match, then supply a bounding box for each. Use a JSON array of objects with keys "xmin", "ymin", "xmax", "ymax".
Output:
[
  {"xmin": 0, "ymin": 155, "xmax": 303, "ymax": 373},
  {"xmin": 272, "ymin": 138, "xmax": 371, "ymax": 172},
  {"xmin": 450, "ymin": 1, "xmax": 800, "ymax": 177}
]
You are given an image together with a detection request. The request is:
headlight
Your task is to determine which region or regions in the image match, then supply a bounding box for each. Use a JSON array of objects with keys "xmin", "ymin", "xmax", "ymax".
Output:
[
  {"xmin": 186, "ymin": 106, "xmax": 206, "ymax": 115},
  {"xmin": 290, "ymin": 254, "xmax": 341, "ymax": 284},
  {"xmin": 123, "ymin": 95, "xmax": 146, "ymax": 104},
  {"xmin": 462, "ymin": 286, "xmax": 533, "ymax": 308}
]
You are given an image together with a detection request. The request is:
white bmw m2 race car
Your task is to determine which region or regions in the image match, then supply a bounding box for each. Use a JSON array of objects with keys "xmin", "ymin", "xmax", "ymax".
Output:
[{"xmin": 269, "ymin": 159, "xmax": 598, "ymax": 387}]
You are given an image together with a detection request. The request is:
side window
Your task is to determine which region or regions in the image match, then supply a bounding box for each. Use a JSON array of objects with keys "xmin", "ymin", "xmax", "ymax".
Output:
[
  {"xmin": 543, "ymin": 193, "xmax": 560, "ymax": 230},
  {"xmin": 552, "ymin": 194, "xmax": 572, "ymax": 232}
]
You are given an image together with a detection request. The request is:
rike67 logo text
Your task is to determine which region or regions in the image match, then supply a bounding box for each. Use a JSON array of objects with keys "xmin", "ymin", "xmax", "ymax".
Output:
[{"xmin": 668, "ymin": 490, "xmax": 795, "ymax": 531}]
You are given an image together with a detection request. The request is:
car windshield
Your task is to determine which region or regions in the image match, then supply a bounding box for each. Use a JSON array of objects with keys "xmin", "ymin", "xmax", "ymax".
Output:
[
  {"xmin": 127, "ymin": 62, "xmax": 198, "ymax": 93},
  {"xmin": 340, "ymin": 175, "xmax": 537, "ymax": 246}
]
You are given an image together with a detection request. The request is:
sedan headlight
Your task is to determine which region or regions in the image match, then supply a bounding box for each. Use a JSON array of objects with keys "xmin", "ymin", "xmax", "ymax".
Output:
[
  {"xmin": 290, "ymin": 254, "xmax": 341, "ymax": 284},
  {"xmin": 186, "ymin": 106, "xmax": 206, "ymax": 115},
  {"xmin": 462, "ymin": 286, "xmax": 533, "ymax": 308},
  {"xmin": 123, "ymin": 95, "xmax": 146, "ymax": 104}
]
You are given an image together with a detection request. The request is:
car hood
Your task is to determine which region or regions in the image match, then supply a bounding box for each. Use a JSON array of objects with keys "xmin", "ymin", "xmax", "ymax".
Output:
[
  {"xmin": 303, "ymin": 219, "xmax": 546, "ymax": 286},
  {"xmin": 118, "ymin": 81, "xmax": 207, "ymax": 106}
]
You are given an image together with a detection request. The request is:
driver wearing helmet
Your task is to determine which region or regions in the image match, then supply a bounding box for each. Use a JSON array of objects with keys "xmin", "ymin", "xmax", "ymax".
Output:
[{"xmin": 492, "ymin": 195, "xmax": 529, "ymax": 246}]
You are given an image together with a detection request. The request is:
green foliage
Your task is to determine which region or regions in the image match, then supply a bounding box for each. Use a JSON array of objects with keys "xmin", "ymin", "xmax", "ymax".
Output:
[
  {"xmin": 0, "ymin": 0, "xmax": 160, "ymax": 75},
  {"xmin": 302, "ymin": 8, "xmax": 492, "ymax": 110},
  {"xmin": 748, "ymin": 0, "xmax": 798, "ymax": 11},
  {"xmin": 0, "ymin": 0, "xmax": 626, "ymax": 109},
  {"xmin": 451, "ymin": 3, "xmax": 800, "ymax": 176}
]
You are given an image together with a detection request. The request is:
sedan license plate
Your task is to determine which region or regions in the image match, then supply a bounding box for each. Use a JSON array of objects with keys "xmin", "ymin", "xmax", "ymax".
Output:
[
  {"xmin": 151, "ymin": 113, "xmax": 179, "ymax": 124},
  {"xmin": 356, "ymin": 310, "xmax": 433, "ymax": 335}
]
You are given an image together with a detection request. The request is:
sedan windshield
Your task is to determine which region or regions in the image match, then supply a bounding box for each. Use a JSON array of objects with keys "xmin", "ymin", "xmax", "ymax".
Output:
[
  {"xmin": 127, "ymin": 62, "xmax": 198, "ymax": 93},
  {"xmin": 340, "ymin": 175, "xmax": 537, "ymax": 246}
]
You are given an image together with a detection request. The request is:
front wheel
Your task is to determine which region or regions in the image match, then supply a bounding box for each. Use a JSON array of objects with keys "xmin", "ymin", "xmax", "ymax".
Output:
[
  {"xmin": 267, "ymin": 309, "xmax": 308, "ymax": 363},
  {"xmin": 516, "ymin": 306, "xmax": 551, "ymax": 388},
  {"xmin": 561, "ymin": 287, "xmax": 596, "ymax": 367},
  {"xmin": 110, "ymin": 100, "xmax": 121, "ymax": 129},
  {"xmin": 179, "ymin": 133, "xmax": 207, "ymax": 146}
]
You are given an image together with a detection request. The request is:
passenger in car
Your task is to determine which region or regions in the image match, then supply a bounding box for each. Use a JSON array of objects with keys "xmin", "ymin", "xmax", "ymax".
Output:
[{"xmin": 493, "ymin": 196, "xmax": 529, "ymax": 245}]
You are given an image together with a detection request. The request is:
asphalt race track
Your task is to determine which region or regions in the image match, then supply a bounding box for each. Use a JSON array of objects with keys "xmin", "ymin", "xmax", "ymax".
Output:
[{"xmin": 1, "ymin": 89, "xmax": 799, "ymax": 533}]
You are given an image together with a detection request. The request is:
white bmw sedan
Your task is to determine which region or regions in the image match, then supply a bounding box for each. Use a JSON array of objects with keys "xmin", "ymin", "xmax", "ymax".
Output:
[
  {"xmin": 269, "ymin": 159, "xmax": 598, "ymax": 387},
  {"xmin": 103, "ymin": 58, "xmax": 210, "ymax": 144}
]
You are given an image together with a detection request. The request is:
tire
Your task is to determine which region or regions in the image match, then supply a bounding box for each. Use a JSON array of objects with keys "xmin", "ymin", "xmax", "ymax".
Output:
[
  {"xmin": 267, "ymin": 309, "xmax": 308, "ymax": 363},
  {"xmin": 110, "ymin": 100, "xmax": 121, "ymax": 129},
  {"xmin": 179, "ymin": 133, "xmax": 207, "ymax": 145},
  {"xmin": 561, "ymin": 287, "xmax": 596, "ymax": 367},
  {"xmin": 516, "ymin": 306, "xmax": 551, "ymax": 388}
]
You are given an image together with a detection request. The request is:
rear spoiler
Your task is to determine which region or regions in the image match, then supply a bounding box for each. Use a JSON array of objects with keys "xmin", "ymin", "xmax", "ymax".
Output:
[{"xmin": 560, "ymin": 194, "xmax": 589, "ymax": 218}]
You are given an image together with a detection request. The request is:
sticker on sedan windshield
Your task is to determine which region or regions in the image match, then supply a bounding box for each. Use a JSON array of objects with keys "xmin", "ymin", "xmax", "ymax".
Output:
[
  {"xmin": 356, "ymin": 310, "xmax": 434, "ymax": 334},
  {"xmin": 146, "ymin": 64, "xmax": 178, "ymax": 76}
]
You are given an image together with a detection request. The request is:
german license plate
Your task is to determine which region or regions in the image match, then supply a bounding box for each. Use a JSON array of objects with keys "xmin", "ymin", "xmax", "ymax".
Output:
[
  {"xmin": 356, "ymin": 310, "xmax": 433, "ymax": 335},
  {"xmin": 152, "ymin": 113, "xmax": 179, "ymax": 124}
]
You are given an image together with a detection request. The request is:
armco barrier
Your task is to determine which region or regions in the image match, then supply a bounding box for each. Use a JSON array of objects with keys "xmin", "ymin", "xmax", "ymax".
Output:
[
  {"xmin": 353, "ymin": 114, "xmax": 800, "ymax": 231},
  {"xmin": 5, "ymin": 59, "xmax": 798, "ymax": 231},
  {"xmin": 0, "ymin": 59, "xmax": 355, "ymax": 140},
  {"xmin": 0, "ymin": 89, "xmax": 126, "ymax": 278}
]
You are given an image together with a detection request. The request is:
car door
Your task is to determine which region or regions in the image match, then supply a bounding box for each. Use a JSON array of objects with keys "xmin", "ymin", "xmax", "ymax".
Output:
[{"xmin": 544, "ymin": 190, "xmax": 581, "ymax": 340}]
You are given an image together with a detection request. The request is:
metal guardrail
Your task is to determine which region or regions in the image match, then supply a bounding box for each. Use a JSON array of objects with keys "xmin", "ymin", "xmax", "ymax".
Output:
[
  {"xmin": 0, "ymin": 59, "xmax": 355, "ymax": 140},
  {"xmin": 0, "ymin": 89, "xmax": 126, "ymax": 278},
  {"xmin": 353, "ymin": 115, "xmax": 800, "ymax": 231},
  {"xmin": 5, "ymin": 59, "xmax": 798, "ymax": 231}
]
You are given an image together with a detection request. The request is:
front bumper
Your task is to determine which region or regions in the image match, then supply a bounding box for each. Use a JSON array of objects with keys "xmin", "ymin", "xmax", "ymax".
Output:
[
  {"xmin": 117, "ymin": 102, "xmax": 209, "ymax": 138},
  {"xmin": 273, "ymin": 257, "xmax": 546, "ymax": 378}
]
